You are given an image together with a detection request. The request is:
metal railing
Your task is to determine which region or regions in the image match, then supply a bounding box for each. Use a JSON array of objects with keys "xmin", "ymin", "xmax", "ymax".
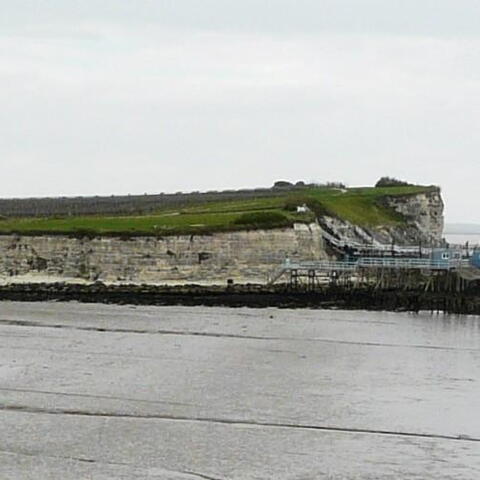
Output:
[
  {"xmin": 317, "ymin": 224, "xmax": 477, "ymax": 257},
  {"xmin": 281, "ymin": 258, "xmax": 470, "ymax": 273},
  {"xmin": 357, "ymin": 257, "xmax": 468, "ymax": 270},
  {"xmin": 284, "ymin": 261, "xmax": 358, "ymax": 272}
]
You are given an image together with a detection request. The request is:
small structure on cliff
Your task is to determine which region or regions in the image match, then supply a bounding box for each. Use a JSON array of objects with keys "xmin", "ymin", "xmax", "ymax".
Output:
[{"xmin": 296, "ymin": 204, "xmax": 310, "ymax": 214}]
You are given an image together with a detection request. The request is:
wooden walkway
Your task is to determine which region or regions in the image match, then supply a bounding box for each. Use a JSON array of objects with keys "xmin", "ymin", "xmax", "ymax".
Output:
[
  {"xmin": 269, "ymin": 227, "xmax": 480, "ymax": 287},
  {"xmin": 270, "ymin": 258, "xmax": 479, "ymax": 287}
]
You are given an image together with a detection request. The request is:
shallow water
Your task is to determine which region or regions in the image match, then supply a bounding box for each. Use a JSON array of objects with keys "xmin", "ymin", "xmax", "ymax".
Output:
[
  {"xmin": 0, "ymin": 302, "xmax": 479, "ymax": 479},
  {"xmin": 445, "ymin": 233, "xmax": 480, "ymax": 246}
]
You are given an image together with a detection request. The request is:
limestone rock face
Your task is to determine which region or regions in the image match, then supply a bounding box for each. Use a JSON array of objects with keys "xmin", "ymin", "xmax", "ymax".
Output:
[
  {"xmin": 319, "ymin": 189, "xmax": 444, "ymax": 248},
  {"xmin": 384, "ymin": 189, "xmax": 444, "ymax": 245},
  {"xmin": 0, "ymin": 224, "xmax": 327, "ymax": 285}
]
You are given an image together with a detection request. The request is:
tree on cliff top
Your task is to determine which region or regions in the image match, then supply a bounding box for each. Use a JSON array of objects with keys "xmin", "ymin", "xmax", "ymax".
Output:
[{"xmin": 375, "ymin": 177, "xmax": 413, "ymax": 188}]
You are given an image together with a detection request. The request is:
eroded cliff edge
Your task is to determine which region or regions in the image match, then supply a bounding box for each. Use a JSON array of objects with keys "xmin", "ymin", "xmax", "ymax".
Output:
[
  {"xmin": 319, "ymin": 188, "xmax": 444, "ymax": 248},
  {"xmin": 0, "ymin": 188, "xmax": 444, "ymax": 285}
]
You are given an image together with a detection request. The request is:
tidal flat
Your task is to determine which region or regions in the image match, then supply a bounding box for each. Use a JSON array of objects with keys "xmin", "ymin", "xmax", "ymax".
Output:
[{"xmin": 1, "ymin": 302, "xmax": 479, "ymax": 479}]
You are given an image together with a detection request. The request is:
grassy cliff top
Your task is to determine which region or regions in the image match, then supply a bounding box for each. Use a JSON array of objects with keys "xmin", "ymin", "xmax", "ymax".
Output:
[{"xmin": 0, "ymin": 185, "xmax": 437, "ymax": 237}]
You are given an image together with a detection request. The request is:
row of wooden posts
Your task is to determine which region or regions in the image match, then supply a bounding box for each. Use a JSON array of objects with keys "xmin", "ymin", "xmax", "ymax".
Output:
[{"xmin": 288, "ymin": 268, "xmax": 473, "ymax": 293}]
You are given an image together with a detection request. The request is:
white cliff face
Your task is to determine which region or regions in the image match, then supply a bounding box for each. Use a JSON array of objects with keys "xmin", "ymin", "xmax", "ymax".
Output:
[
  {"xmin": 318, "ymin": 189, "xmax": 444, "ymax": 248},
  {"xmin": 0, "ymin": 224, "xmax": 327, "ymax": 285},
  {"xmin": 384, "ymin": 189, "xmax": 444, "ymax": 245}
]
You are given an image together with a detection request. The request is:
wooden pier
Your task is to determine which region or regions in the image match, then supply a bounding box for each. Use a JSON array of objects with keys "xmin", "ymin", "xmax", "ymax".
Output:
[
  {"xmin": 271, "ymin": 255, "xmax": 480, "ymax": 292},
  {"xmin": 269, "ymin": 225, "xmax": 480, "ymax": 291}
]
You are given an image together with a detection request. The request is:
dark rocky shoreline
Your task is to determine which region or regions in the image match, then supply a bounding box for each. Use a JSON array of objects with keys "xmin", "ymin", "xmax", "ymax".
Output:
[{"xmin": 1, "ymin": 282, "xmax": 480, "ymax": 315}]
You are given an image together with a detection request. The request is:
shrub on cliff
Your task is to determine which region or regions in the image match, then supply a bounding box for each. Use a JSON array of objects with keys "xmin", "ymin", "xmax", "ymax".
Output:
[
  {"xmin": 272, "ymin": 180, "xmax": 294, "ymax": 189},
  {"xmin": 375, "ymin": 177, "xmax": 413, "ymax": 188},
  {"xmin": 233, "ymin": 211, "xmax": 290, "ymax": 229}
]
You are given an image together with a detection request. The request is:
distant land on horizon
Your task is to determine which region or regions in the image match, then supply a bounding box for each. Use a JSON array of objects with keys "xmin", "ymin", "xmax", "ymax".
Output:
[{"xmin": 445, "ymin": 223, "xmax": 480, "ymax": 234}]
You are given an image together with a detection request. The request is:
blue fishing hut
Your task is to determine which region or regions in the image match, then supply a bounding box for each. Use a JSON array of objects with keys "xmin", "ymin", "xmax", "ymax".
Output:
[
  {"xmin": 470, "ymin": 249, "xmax": 480, "ymax": 268},
  {"xmin": 431, "ymin": 248, "xmax": 462, "ymax": 267}
]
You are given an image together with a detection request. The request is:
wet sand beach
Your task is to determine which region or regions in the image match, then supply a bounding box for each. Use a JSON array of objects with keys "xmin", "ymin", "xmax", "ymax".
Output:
[{"xmin": 1, "ymin": 302, "xmax": 480, "ymax": 479}]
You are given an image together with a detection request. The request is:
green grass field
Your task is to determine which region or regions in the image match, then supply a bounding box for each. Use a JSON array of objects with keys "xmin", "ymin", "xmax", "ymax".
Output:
[{"xmin": 0, "ymin": 185, "xmax": 436, "ymax": 236}]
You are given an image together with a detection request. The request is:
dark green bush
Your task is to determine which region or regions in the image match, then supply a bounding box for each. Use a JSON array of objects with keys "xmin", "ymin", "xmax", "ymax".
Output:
[
  {"xmin": 272, "ymin": 180, "xmax": 294, "ymax": 188},
  {"xmin": 233, "ymin": 211, "xmax": 290, "ymax": 228},
  {"xmin": 70, "ymin": 228, "xmax": 98, "ymax": 238},
  {"xmin": 375, "ymin": 177, "xmax": 413, "ymax": 188}
]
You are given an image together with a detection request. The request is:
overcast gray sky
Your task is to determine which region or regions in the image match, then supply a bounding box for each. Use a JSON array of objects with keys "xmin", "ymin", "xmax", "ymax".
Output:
[{"xmin": 1, "ymin": 1, "xmax": 479, "ymax": 222}]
